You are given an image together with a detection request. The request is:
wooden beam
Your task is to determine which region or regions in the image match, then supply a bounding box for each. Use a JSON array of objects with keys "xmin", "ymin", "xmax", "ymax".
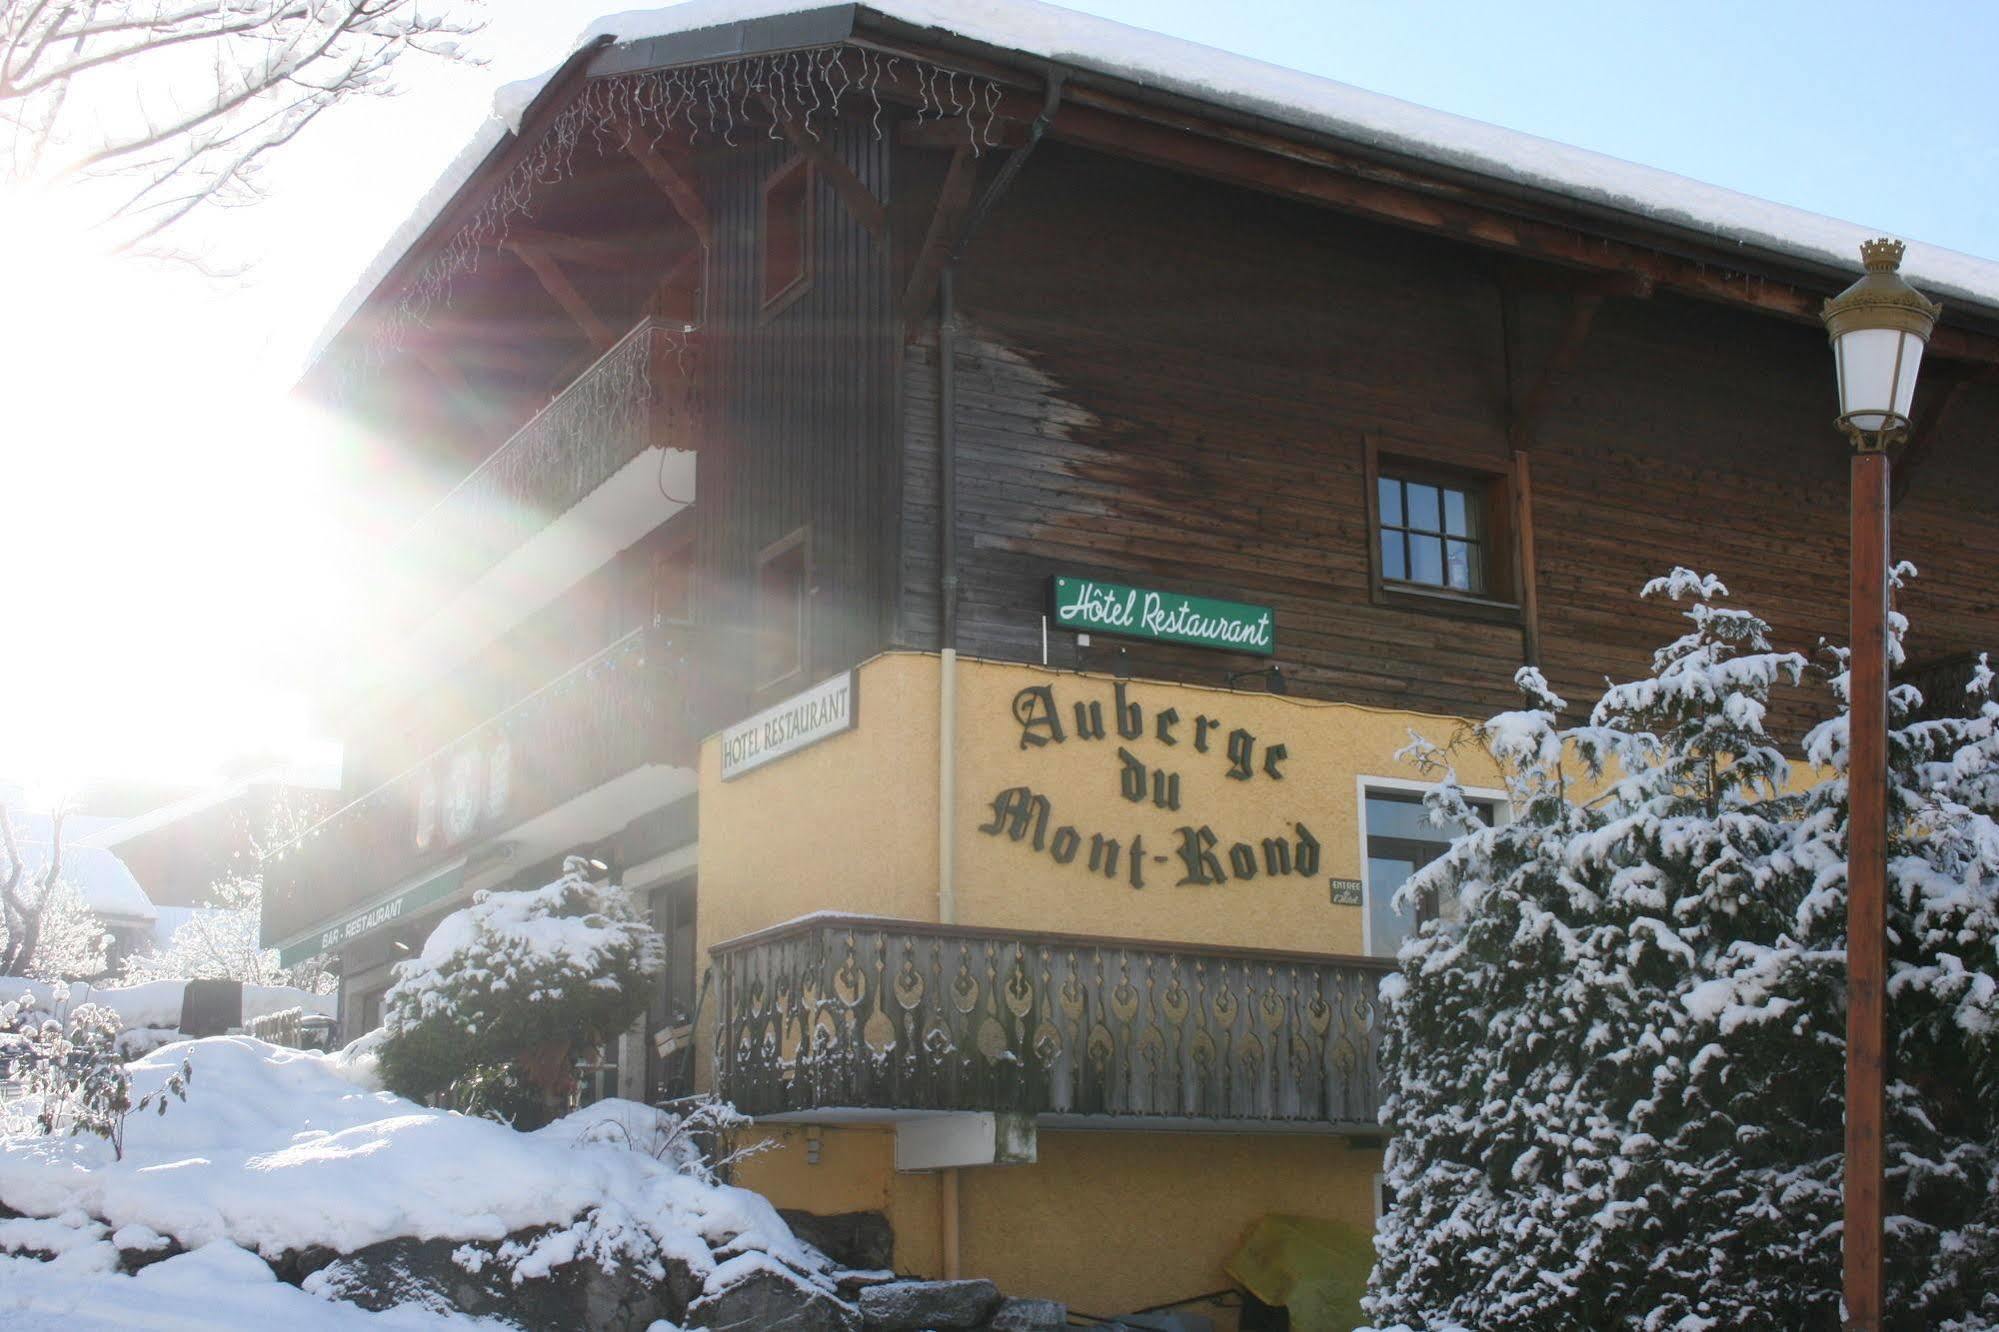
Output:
[
  {"xmin": 503, "ymin": 240, "xmax": 616, "ymax": 351},
  {"xmin": 406, "ymin": 341, "xmax": 517, "ymax": 444},
  {"xmin": 991, "ymin": 84, "xmax": 1999, "ymax": 364},
  {"xmin": 901, "ymin": 145, "xmax": 980, "ymax": 330},
  {"xmin": 620, "ymin": 129, "xmax": 714, "ymax": 250},
  {"xmin": 899, "ymin": 115, "xmax": 1028, "ymax": 151},
  {"xmin": 763, "ymin": 102, "xmax": 888, "ymax": 242},
  {"xmin": 1508, "ymin": 286, "xmax": 1609, "ymax": 450},
  {"xmin": 505, "ymin": 226, "xmax": 640, "ymax": 271}
]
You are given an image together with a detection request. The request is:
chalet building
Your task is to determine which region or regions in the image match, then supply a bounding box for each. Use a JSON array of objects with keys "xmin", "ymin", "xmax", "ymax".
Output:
[{"xmin": 267, "ymin": 1, "xmax": 1999, "ymax": 1320}]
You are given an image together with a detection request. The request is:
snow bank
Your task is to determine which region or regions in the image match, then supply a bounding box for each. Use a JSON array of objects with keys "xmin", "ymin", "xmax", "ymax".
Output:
[
  {"xmin": 0, "ymin": 1035, "xmax": 828, "ymax": 1288},
  {"xmin": 0, "ymin": 1242, "xmax": 509, "ymax": 1330},
  {"xmin": 4, "ymin": 979, "xmax": 333, "ymax": 1030}
]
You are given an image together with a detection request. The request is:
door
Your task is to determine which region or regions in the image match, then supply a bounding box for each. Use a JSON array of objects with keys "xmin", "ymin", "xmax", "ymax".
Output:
[{"xmin": 644, "ymin": 877, "xmax": 699, "ymax": 1103}]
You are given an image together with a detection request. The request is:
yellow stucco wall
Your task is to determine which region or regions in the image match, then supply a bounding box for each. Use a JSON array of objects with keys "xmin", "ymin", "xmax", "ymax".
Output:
[
  {"xmin": 737, "ymin": 1122, "xmax": 1384, "ymax": 1325},
  {"xmin": 698, "ymin": 651, "xmax": 1505, "ymax": 958},
  {"xmin": 696, "ymin": 652, "xmax": 1480, "ymax": 1317}
]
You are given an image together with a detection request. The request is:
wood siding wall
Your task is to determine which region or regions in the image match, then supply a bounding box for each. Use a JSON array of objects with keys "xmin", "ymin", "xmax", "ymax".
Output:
[
  {"xmin": 696, "ymin": 115, "xmax": 901, "ymax": 699},
  {"xmin": 896, "ymin": 143, "xmax": 1999, "ymax": 730}
]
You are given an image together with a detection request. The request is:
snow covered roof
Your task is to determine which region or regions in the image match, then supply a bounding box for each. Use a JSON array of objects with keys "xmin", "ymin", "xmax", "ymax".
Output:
[
  {"xmin": 309, "ymin": 0, "xmax": 1999, "ymax": 371},
  {"xmin": 8, "ymin": 809, "xmax": 157, "ymax": 925}
]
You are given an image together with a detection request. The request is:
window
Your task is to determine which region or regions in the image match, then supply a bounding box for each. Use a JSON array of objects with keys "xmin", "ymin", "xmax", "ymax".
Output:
[
  {"xmin": 760, "ymin": 157, "xmax": 812, "ymax": 312},
  {"xmin": 755, "ymin": 528, "xmax": 809, "ymax": 689},
  {"xmin": 625, "ymin": 523, "xmax": 692, "ymax": 631},
  {"xmin": 1363, "ymin": 787, "xmax": 1496, "ymax": 958},
  {"xmin": 1364, "ymin": 439, "xmax": 1529, "ymax": 620},
  {"xmin": 1378, "ymin": 472, "xmax": 1486, "ymax": 594}
]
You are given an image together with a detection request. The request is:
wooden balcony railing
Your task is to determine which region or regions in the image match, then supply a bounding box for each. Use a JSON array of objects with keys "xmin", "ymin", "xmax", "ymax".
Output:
[
  {"xmin": 406, "ymin": 319, "xmax": 701, "ymax": 590},
  {"xmin": 262, "ymin": 625, "xmax": 700, "ymax": 948},
  {"xmin": 712, "ymin": 916, "xmax": 1392, "ymax": 1131}
]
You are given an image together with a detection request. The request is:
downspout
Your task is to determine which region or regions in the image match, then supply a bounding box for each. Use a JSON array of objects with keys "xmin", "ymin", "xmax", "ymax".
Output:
[
  {"xmin": 932, "ymin": 68, "xmax": 1064, "ymax": 1285},
  {"xmin": 937, "ymin": 67, "xmax": 1065, "ymax": 927}
]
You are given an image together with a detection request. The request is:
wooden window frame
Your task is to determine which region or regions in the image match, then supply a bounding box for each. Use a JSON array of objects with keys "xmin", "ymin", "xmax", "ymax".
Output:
[
  {"xmin": 1363, "ymin": 436, "xmax": 1532, "ymax": 628},
  {"xmin": 759, "ymin": 156, "xmax": 814, "ymax": 317},
  {"xmin": 754, "ymin": 526, "xmax": 812, "ymax": 693}
]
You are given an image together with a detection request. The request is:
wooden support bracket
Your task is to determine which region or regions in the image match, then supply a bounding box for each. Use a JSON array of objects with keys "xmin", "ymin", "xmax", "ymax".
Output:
[
  {"xmin": 505, "ymin": 226, "xmax": 640, "ymax": 270},
  {"xmin": 1507, "ymin": 285, "xmax": 1610, "ymax": 450},
  {"xmin": 621, "ymin": 127, "xmax": 715, "ymax": 250},
  {"xmin": 504, "ymin": 239, "xmax": 617, "ymax": 351},
  {"xmin": 901, "ymin": 144, "xmax": 980, "ymax": 331},
  {"xmin": 763, "ymin": 101, "xmax": 888, "ymax": 242}
]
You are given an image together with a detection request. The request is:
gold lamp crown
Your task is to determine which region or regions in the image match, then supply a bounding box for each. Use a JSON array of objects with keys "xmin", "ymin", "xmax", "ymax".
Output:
[
  {"xmin": 1823, "ymin": 237, "xmax": 1941, "ymax": 339},
  {"xmin": 1859, "ymin": 237, "xmax": 1907, "ymax": 273}
]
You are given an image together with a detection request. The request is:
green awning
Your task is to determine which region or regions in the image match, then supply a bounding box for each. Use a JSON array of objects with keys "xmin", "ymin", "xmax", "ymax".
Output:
[{"xmin": 276, "ymin": 860, "xmax": 466, "ymax": 967}]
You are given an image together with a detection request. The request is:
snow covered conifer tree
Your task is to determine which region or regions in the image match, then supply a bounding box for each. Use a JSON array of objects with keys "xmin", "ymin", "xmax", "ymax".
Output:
[
  {"xmin": 377, "ymin": 857, "xmax": 661, "ymax": 1129},
  {"xmin": 1363, "ymin": 568, "xmax": 1999, "ymax": 1331}
]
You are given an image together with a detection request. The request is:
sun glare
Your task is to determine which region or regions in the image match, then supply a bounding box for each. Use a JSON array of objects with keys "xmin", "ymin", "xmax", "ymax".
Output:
[{"xmin": 0, "ymin": 186, "xmax": 352, "ymax": 798}]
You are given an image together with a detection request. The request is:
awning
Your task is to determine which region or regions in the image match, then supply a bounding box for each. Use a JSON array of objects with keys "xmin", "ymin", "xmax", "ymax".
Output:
[{"xmin": 276, "ymin": 859, "xmax": 466, "ymax": 967}]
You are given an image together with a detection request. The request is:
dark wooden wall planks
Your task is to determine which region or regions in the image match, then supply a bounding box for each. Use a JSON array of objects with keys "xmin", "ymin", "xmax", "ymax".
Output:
[
  {"xmin": 894, "ymin": 141, "xmax": 1999, "ymax": 732},
  {"xmin": 695, "ymin": 113, "xmax": 901, "ymax": 701}
]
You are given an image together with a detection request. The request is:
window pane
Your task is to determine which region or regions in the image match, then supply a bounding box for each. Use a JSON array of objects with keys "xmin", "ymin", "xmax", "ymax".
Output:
[
  {"xmin": 1410, "ymin": 534, "xmax": 1443, "ymax": 585},
  {"xmin": 1446, "ymin": 539, "xmax": 1477, "ymax": 592},
  {"xmin": 1380, "ymin": 529, "xmax": 1406, "ymax": 581},
  {"xmin": 1368, "ymin": 855, "xmax": 1418, "ymax": 958},
  {"xmin": 1378, "ymin": 477, "xmax": 1402, "ymax": 527},
  {"xmin": 1366, "ymin": 795, "xmax": 1435, "ymax": 840},
  {"xmin": 1443, "ymin": 487, "xmax": 1470, "ymax": 536},
  {"xmin": 1406, "ymin": 483, "xmax": 1440, "ymax": 532}
]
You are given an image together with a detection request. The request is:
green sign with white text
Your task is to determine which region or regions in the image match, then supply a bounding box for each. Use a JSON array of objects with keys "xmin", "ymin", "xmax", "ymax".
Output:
[{"xmin": 1049, "ymin": 576, "xmax": 1275, "ymax": 657}]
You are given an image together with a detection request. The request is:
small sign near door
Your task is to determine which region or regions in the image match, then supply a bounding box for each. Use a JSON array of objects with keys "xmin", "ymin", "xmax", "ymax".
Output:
[{"xmin": 720, "ymin": 670, "xmax": 858, "ymax": 779}]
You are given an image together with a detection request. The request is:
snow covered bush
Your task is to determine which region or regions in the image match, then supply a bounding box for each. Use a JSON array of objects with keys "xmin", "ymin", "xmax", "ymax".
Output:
[
  {"xmin": 2, "ymin": 994, "xmax": 191, "ymax": 1160},
  {"xmin": 1363, "ymin": 568, "xmax": 1999, "ymax": 1332},
  {"xmin": 377, "ymin": 858, "xmax": 661, "ymax": 1129}
]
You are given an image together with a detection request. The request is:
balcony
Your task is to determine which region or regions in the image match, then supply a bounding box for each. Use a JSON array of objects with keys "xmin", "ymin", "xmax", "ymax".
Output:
[
  {"xmin": 712, "ymin": 917, "xmax": 1391, "ymax": 1132},
  {"xmin": 377, "ymin": 320, "xmax": 702, "ymax": 693},
  {"xmin": 264, "ymin": 625, "xmax": 702, "ymax": 953},
  {"xmin": 414, "ymin": 318, "xmax": 700, "ymax": 588}
]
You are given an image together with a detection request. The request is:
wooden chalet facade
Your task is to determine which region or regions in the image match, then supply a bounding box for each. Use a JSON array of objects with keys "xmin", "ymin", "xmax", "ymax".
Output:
[{"xmin": 269, "ymin": 2, "xmax": 1999, "ymax": 1320}]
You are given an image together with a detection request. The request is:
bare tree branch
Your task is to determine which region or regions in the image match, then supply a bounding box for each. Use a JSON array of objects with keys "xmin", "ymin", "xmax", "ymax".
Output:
[{"xmin": 1, "ymin": 0, "xmax": 483, "ymax": 254}]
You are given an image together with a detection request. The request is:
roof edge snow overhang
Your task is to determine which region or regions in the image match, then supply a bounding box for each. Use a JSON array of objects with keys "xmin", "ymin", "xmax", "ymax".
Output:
[{"xmin": 304, "ymin": 1, "xmax": 1999, "ymax": 382}]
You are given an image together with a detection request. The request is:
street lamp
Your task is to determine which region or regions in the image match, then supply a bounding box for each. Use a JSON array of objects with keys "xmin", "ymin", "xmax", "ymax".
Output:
[{"xmin": 1821, "ymin": 237, "xmax": 1939, "ymax": 1332}]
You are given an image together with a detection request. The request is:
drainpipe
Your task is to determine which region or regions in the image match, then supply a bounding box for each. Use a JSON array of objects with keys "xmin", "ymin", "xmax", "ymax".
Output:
[
  {"xmin": 936, "ymin": 67, "xmax": 1065, "ymax": 928},
  {"xmin": 931, "ymin": 67, "xmax": 1065, "ymax": 1287}
]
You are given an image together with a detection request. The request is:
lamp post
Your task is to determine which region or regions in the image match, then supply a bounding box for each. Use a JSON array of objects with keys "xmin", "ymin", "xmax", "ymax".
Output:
[{"xmin": 1820, "ymin": 238, "xmax": 1940, "ymax": 1332}]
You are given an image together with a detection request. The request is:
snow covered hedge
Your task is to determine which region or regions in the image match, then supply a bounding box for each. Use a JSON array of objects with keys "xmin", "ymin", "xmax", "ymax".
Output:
[
  {"xmin": 377, "ymin": 858, "xmax": 661, "ymax": 1128},
  {"xmin": 1363, "ymin": 569, "xmax": 1999, "ymax": 1332}
]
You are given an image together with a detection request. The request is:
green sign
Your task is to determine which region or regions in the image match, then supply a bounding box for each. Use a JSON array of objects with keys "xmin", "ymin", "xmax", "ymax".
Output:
[
  {"xmin": 1049, "ymin": 576, "xmax": 1274, "ymax": 657},
  {"xmin": 276, "ymin": 861, "xmax": 466, "ymax": 967}
]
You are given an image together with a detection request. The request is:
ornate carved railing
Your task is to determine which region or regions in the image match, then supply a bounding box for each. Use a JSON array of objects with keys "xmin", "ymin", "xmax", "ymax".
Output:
[
  {"xmin": 713, "ymin": 917, "xmax": 1391, "ymax": 1130},
  {"xmin": 262, "ymin": 625, "xmax": 699, "ymax": 947},
  {"xmin": 406, "ymin": 319, "xmax": 701, "ymax": 589}
]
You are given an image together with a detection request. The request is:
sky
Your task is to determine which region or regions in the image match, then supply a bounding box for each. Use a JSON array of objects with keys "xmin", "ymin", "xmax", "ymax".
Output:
[{"xmin": 1, "ymin": 0, "xmax": 1994, "ymax": 799}]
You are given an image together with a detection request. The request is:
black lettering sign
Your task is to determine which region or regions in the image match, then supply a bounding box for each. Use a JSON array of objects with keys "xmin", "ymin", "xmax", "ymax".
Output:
[
  {"xmin": 1175, "ymin": 825, "xmax": 1225, "ymax": 886},
  {"xmin": 1013, "ymin": 687, "xmax": 1064, "ymax": 749}
]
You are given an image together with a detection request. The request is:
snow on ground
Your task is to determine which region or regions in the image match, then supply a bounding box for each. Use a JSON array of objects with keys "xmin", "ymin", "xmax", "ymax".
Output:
[
  {"xmin": 0, "ymin": 1244, "xmax": 515, "ymax": 1331},
  {"xmin": 0, "ymin": 1035, "xmax": 833, "ymax": 1327},
  {"xmin": 9, "ymin": 978, "xmax": 334, "ymax": 1029}
]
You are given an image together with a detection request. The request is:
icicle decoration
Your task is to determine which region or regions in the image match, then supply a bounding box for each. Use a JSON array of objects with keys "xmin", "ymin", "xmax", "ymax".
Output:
[{"xmin": 361, "ymin": 46, "xmax": 1005, "ymax": 366}]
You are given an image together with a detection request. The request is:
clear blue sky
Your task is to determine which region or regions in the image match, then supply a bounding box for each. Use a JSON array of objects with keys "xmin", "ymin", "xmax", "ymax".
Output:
[{"xmin": 6, "ymin": 0, "xmax": 1995, "ymax": 791}]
